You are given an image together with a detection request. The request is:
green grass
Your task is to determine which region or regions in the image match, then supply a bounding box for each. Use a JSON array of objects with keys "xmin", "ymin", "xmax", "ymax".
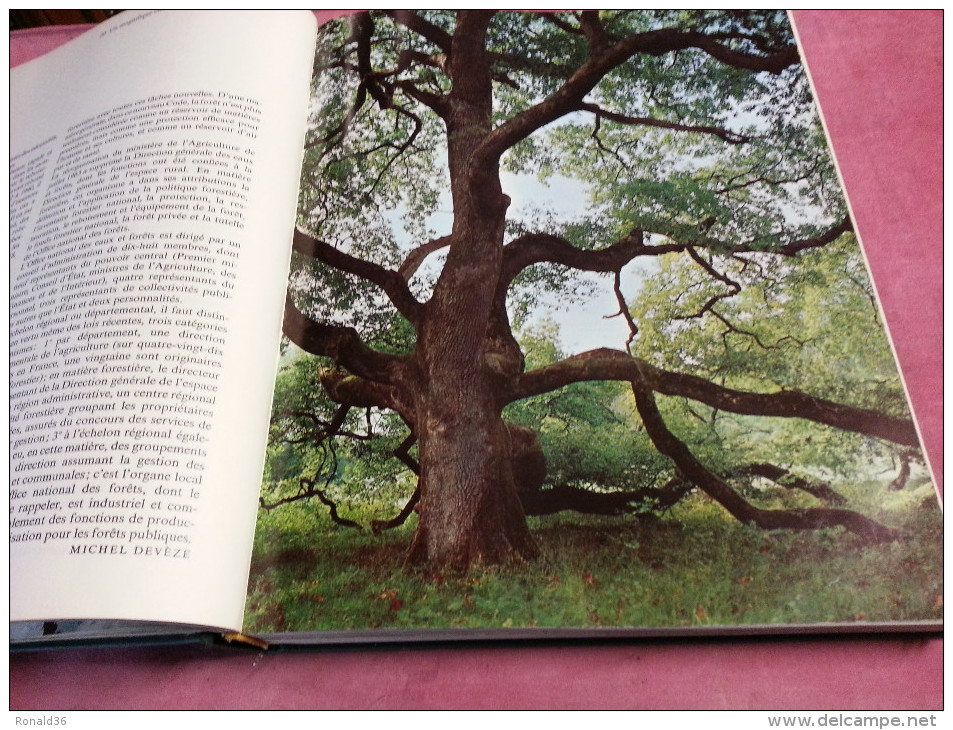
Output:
[{"xmin": 243, "ymin": 488, "xmax": 942, "ymax": 635}]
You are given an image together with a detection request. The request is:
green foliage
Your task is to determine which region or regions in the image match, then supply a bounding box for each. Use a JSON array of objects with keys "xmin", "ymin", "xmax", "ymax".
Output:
[
  {"xmin": 299, "ymin": 11, "xmax": 846, "ymax": 328},
  {"xmin": 505, "ymin": 320, "xmax": 671, "ymax": 491},
  {"xmin": 627, "ymin": 234, "xmax": 911, "ymax": 477},
  {"xmin": 256, "ymin": 10, "xmax": 937, "ymax": 614},
  {"xmin": 244, "ymin": 487, "xmax": 942, "ymax": 633},
  {"xmin": 498, "ymin": 11, "xmax": 843, "ymax": 251},
  {"xmin": 262, "ymin": 349, "xmax": 416, "ymax": 514}
]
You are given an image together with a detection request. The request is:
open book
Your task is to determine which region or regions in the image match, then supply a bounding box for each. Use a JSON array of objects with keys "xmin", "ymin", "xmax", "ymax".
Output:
[{"xmin": 10, "ymin": 10, "xmax": 942, "ymax": 648}]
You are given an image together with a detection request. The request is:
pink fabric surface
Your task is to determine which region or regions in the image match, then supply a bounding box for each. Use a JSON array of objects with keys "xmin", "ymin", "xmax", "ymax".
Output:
[
  {"xmin": 793, "ymin": 11, "xmax": 943, "ymax": 496},
  {"xmin": 9, "ymin": 11, "xmax": 942, "ymax": 710},
  {"xmin": 8, "ymin": 23, "xmax": 93, "ymax": 66}
]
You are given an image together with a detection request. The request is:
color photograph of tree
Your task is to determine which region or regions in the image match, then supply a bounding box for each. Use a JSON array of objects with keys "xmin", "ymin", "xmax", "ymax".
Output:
[{"xmin": 245, "ymin": 11, "xmax": 941, "ymax": 635}]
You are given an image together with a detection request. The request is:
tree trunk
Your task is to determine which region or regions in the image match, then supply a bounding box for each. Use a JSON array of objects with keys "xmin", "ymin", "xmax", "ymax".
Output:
[
  {"xmin": 402, "ymin": 185, "xmax": 540, "ymax": 566},
  {"xmin": 401, "ymin": 11, "xmax": 539, "ymax": 568},
  {"xmin": 407, "ymin": 387, "xmax": 537, "ymax": 567}
]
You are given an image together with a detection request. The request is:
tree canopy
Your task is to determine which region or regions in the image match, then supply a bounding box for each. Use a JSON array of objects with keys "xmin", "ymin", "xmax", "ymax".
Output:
[{"xmin": 273, "ymin": 10, "xmax": 920, "ymax": 568}]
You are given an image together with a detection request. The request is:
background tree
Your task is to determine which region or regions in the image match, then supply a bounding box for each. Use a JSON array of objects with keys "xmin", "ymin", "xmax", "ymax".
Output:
[{"xmin": 280, "ymin": 10, "xmax": 919, "ymax": 567}]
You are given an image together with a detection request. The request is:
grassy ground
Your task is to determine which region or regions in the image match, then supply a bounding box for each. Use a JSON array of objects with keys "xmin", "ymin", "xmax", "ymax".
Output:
[{"xmin": 243, "ymin": 483, "xmax": 942, "ymax": 635}]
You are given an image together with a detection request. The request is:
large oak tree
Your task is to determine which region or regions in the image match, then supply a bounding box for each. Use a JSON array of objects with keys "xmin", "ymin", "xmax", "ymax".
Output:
[{"xmin": 278, "ymin": 10, "xmax": 919, "ymax": 567}]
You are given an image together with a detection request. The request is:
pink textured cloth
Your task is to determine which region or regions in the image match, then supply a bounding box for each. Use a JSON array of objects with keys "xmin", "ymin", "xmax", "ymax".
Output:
[{"xmin": 10, "ymin": 11, "xmax": 942, "ymax": 710}]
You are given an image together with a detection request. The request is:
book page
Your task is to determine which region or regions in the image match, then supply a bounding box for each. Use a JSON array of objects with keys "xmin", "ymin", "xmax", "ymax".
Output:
[{"xmin": 10, "ymin": 10, "xmax": 317, "ymax": 632}]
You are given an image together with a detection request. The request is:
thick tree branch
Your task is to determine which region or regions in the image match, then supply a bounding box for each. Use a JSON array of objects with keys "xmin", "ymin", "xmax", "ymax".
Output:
[
  {"xmin": 306, "ymin": 15, "xmax": 382, "ymax": 154},
  {"xmin": 317, "ymin": 369, "xmax": 403, "ymax": 413},
  {"xmin": 397, "ymin": 235, "xmax": 452, "ymax": 280},
  {"xmin": 283, "ymin": 295, "xmax": 408, "ymax": 387},
  {"xmin": 351, "ymin": 13, "xmax": 390, "ymax": 109},
  {"xmin": 644, "ymin": 364, "xmax": 918, "ymax": 448},
  {"xmin": 447, "ymin": 10, "xmax": 496, "ymax": 130},
  {"xmin": 737, "ymin": 463, "xmax": 847, "ymax": 505},
  {"xmin": 688, "ymin": 30, "xmax": 799, "ymax": 73},
  {"xmin": 475, "ymin": 26, "xmax": 798, "ymax": 166},
  {"xmin": 519, "ymin": 479, "xmax": 693, "ymax": 517},
  {"xmin": 577, "ymin": 100, "xmax": 752, "ymax": 144},
  {"xmin": 631, "ymin": 381, "xmax": 896, "ymax": 542},
  {"xmin": 501, "ymin": 229, "xmax": 683, "ymax": 289},
  {"xmin": 578, "ymin": 11, "xmax": 611, "ymax": 54},
  {"xmin": 543, "ymin": 13, "xmax": 584, "ymax": 36},
  {"xmin": 776, "ymin": 215, "xmax": 853, "ymax": 255},
  {"xmin": 293, "ymin": 228, "xmax": 423, "ymax": 324},
  {"xmin": 392, "ymin": 78, "xmax": 450, "ymax": 117},
  {"xmin": 383, "ymin": 10, "xmax": 453, "ymax": 52},
  {"xmin": 510, "ymin": 349, "xmax": 920, "ymax": 448}
]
